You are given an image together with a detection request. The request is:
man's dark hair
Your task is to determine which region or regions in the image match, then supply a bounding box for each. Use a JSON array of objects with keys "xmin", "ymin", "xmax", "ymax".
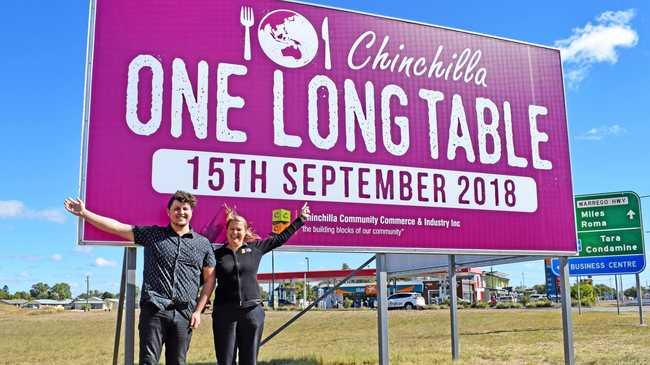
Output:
[{"xmin": 167, "ymin": 191, "xmax": 197, "ymax": 209}]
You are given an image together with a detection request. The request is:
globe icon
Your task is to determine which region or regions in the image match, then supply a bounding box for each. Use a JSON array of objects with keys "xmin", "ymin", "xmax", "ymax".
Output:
[{"xmin": 257, "ymin": 9, "xmax": 319, "ymax": 68}]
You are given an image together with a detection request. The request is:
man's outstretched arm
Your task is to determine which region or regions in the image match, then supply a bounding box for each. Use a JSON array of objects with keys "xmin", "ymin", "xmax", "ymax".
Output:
[{"xmin": 64, "ymin": 198, "xmax": 134, "ymax": 242}]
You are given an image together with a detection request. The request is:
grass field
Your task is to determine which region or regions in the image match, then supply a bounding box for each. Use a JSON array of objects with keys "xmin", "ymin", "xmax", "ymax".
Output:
[{"xmin": 1, "ymin": 304, "xmax": 649, "ymax": 364}]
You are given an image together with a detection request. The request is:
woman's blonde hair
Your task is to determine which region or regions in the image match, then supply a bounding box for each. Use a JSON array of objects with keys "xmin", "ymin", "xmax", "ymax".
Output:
[{"xmin": 225, "ymin": 205, "xmax": 260, "ymax": 242}]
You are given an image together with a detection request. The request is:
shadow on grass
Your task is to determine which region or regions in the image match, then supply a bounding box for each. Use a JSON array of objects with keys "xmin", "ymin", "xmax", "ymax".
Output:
[
  {"xmin": 259, "ymin": 360, "xmax": 320, "ymax": 365},
  {"xmin": 190, "ymin": 359, "xmax": 321, "ymax": 365},
  {"xmin": 462, "ymin": 327, "xmax": 560, "ymax": 336}
]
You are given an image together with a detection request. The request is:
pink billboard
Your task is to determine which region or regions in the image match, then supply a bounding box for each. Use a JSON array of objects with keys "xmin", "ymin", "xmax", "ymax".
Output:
[{"xmin": 80, "ymin": 0, "xmax": 576, "ymax": 254}]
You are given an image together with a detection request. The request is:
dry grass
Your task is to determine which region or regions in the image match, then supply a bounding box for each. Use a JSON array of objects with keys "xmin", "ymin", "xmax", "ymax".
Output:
[{"xmin": 1, "ymin": 304, "xmax": 648, "ymax": 364}]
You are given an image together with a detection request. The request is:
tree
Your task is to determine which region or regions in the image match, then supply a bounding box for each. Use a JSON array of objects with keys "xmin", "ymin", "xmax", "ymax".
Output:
[
  {"xmin": 13, "ymin": 291, "xmax": 30, "ymax": 300},
  {"xmin": 78, "ymin": 290, "xmax": 103, "ymax": 299},
  {"xmin": 50, "ymin": 283, "xmax": 72, "ymax": 300},
  {"xmin": 293, "ymin": 281, "xmax": 316, "ymax": 301},
  {"xmin": 341, "ymin": 263, "xmax": 350, "ymax": 270},
  {"xmin": 0, "ymin": 285, "xmax": 9, "ymax": 300},
  {"xmin": 593, "ymin": 284, "xmax": 615, "ymax": 298},
  {"xmin": 532, "ymin": 284, "xmax": 546, "ymax": 294},
  {"xmin": 571, "ymin": 283, "xmax": 595, "ymax": 306},
  {"xmin": 101, "ymin": 291, "xmax": 115, "ymax": 299},
  {"xmin": 30, "ymin": 282, "xmax": 50, "ymax": 299},
  {"xmin": 259, "ymin": 286, "xmax": 268, "ymax": 301},
  {"xmin": 623, "ymin": 287, "xmax": 637, "ymax": 299}
]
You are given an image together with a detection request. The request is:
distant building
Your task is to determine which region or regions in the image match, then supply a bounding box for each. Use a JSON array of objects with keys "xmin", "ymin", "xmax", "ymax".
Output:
[
  {"xmin": 104, "ymin": 298, "xmax": 119, "ymax": 311},
  {"xmin": 258, "ymin": 267, "xmax": 498, "ymax": 308},
  {"xmin": 20, "ymin": 299, "xmax": 73, "ymax": 309},
  {"xmin": 417, "ymin": 268, "xmax": 487, "ymax": 303},
  {"xmin": 317, "ymin": 281, "xmax": 424, "ymax": 308},
  {"xmin": 0, "ymin": 299, "xmax": 28, "ymax": 307},
  {"xmin": 71, "ymin": 297, "xmax": 107, "ymax": 310},
  {"xmin": 483, "ymin": 270, "xmax": 511, "ymax": 298}
]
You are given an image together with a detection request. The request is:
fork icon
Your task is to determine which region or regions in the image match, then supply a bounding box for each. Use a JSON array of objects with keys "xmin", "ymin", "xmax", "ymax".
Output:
[{"xmin": 240, "ymin": 6, "xmax": 254, "ymax": 61}]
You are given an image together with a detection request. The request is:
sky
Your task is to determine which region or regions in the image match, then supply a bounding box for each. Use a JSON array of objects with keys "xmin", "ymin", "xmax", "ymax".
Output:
[{"xmin": 0, "ymin": 0, "xmax": 648, "ymax": 296}]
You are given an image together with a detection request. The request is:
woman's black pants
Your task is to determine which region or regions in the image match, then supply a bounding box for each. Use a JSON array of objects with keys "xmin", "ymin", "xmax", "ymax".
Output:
[{"xmin": 212, "ymin": 304, "xmax": 265, "ymax": 365}]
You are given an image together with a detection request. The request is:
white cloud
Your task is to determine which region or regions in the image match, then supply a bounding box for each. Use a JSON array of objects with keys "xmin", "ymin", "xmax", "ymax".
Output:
[
  {"xmin": 74, "ymin": 245, "xmax": 93, "ymax": 254},
  {"xmin": 51, "ymin": 254, "xmax": 63, "ymax": 262},
  {"xmin": 576, "ymin": 124, "xmax": 627, "ymax": 141},
  {"xmin": 0, "ymin": 200, "xmax": 25, "ymax": 218},
  {"xmin": 95, "ymin": 257, "xmax": 117, "ymax": 267},
  {"xmin": 0, "ymin": 200, "xmax": 66, "ymax": 224},
  {"xmin": 555, "ymin": 9, "xmax": 638, "ymax": 87},
  {"xmin": 26, "ymin": 209, "xmax": 66, "ymax": 224},
  {"xmin": 7, "ymin": 255, "xmax": 44, "ymax": 262}
]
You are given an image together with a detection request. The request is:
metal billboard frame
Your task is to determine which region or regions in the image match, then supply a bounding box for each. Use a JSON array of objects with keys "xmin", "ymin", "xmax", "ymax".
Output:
[{"xmin": 80, "ymin": 1, "xmax": 579, "ymax": 364}]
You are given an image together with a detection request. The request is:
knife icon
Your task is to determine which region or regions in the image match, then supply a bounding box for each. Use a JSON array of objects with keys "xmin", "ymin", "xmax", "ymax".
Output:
[{"xmin": 322, "ymin": 17, "xmax": 331, "ymax": 70}]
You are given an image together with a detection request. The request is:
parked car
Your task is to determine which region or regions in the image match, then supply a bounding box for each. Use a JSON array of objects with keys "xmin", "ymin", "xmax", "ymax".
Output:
[
  {"xmin": 548, "ymin": 294, "xmax": 561, "ymax": 302},
  {"xmin": 387, "ymin": 292, "xmax": 426, "ymax": 310},
  {"xmin": 435, "ymin": 295, "xmax": 470, "ymax": 306},
  {"xmin": 528, "ymin": 294, "xmax": 546, "ymax": 302},
  {"xmin": 269, "ymin": 299, "xmax": 295, "ymax": 307},
  {"xmin": 496, "ymin": 295, "xmax": 516, "ymax": 303}
]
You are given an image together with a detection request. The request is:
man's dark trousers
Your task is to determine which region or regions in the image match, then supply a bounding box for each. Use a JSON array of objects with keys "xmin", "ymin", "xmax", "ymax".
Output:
[
  {"xmin": 139, "ymin": 304, "xmax": 193, "ymax": 365},
  {"xmin": 212, "ymin": 304, "xmax": 265, "ymax": 365}
]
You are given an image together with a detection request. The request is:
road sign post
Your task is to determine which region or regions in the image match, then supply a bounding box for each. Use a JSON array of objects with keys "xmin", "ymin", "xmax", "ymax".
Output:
[
  {"xmin": 615, "ymin": 275, "xmax": 620, "ymax": 315},
  {"xmin": 559, "ymin": 257, "xmax": 575, "ymax": 365},
  {"xmin": 636, "ymin": 273, "xmax": 645, "ymax": 326}
]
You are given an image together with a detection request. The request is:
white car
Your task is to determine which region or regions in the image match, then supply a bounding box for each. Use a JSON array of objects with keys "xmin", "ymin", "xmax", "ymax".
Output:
[
  {"xmin": 528, "ymin": 294, "xmax": 547, "ymax": 301},
  {"xmin": 387, "ymin": 292, "xmax": 426, "ymax": 310},
  {"xmin": 497, "ymin": 295, "xmax": 516, "ymax": 303}
]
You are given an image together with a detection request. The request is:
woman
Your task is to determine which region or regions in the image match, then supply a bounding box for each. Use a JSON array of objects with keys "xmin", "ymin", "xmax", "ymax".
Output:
[{"xmin": 212, "ymin": 202, "xmax": 310, "ymax": 365}]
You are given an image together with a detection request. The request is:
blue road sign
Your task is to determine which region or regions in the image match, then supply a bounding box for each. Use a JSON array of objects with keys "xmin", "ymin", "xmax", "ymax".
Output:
[{"xmin": 551, "ymin": 254, "xmax": 646, "ymax": 276}]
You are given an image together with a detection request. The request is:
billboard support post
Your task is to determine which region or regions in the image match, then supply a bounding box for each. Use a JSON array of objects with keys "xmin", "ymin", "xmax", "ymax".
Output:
[
  {"xmin": 636, "ymin": 273, "xmax": 645, "ymax": 326},
  {"xmin": 576, "ymin": 276, "xmax": 581, "ymax": 315},
  {"xmin": 559, "ymin": 257, "xmax": 575, "ymax": 365},
  {"xmin": 615, "ymin": 275, "xmax": 620, "ymax": 315},
  {"xmin": 125, "ymin": 247, "xmax": 137, "ymax": 365},
  {"xmin": 448, "ymin": 255, "xmax": 459, "ymax": 360},
  {"xmin": 112, "ymin": 250, "xmax": 127, "ymax": 365},
  {"xmin": 376, "ymin": 254, "xmax": 389, "ymax": 365}
]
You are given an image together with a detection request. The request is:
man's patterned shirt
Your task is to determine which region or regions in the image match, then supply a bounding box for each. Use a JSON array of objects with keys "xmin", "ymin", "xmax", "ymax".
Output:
[{"xmin": 133, "ymin": 225, "xmax": 216, "ymax": 319}]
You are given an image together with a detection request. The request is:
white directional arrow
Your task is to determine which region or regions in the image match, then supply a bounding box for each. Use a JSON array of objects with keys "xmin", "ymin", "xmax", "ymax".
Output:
[{"xmin": 626, "ymin": 210, "xmax": 636, "ymax": 220}]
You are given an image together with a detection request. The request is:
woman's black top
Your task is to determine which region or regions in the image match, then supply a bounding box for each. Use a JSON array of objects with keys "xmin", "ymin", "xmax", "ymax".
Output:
[{"xmin": 213, "ymin": 218, "xmax": 304, "ymax": 308}]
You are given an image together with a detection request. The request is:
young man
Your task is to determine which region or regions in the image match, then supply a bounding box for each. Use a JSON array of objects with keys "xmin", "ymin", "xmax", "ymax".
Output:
[{"xmin": 64, "ymin": 191, "xmax": 216, "ymax": 365}]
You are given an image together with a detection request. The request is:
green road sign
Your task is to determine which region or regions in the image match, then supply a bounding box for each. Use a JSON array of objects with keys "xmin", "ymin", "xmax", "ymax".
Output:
[
  {"xmin": 578, "ymin": 229, "xmax": 644, "ymax": 257},
  {"xmin": 576, "ymin": 191, "xmax": 644, "ymax": 258},
  {"xmin": 576, "ymin": 192, "xmax": 642, "ymax": 232}
]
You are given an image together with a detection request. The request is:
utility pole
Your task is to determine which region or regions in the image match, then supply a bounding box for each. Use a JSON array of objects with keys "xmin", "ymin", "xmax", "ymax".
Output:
[
  {"xmin": 304, "ymin": 257, "xmax": 310, "ymax": 308},
  {"xmin": 86, "ymin": 275, "xmax": 90, "ymax": 311},
  {"xmin": 271, "ymin": 251, "xmax": 275, "ymax": 309}
]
